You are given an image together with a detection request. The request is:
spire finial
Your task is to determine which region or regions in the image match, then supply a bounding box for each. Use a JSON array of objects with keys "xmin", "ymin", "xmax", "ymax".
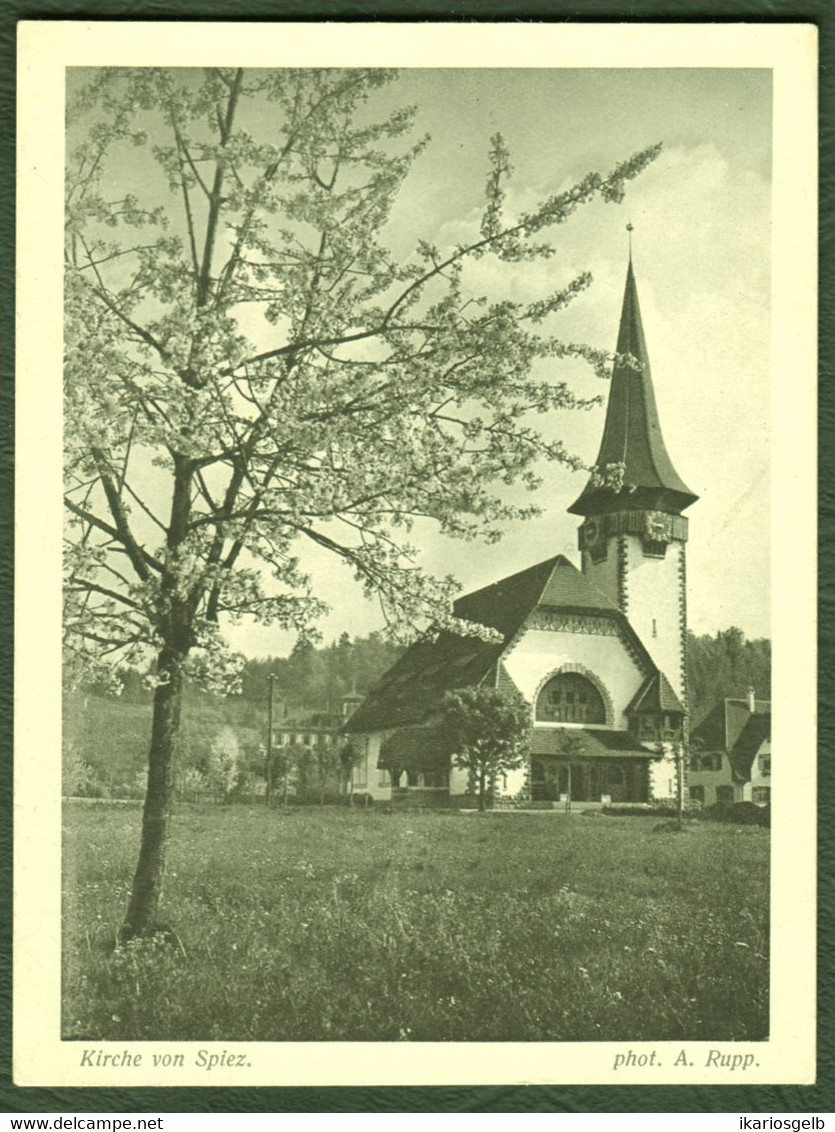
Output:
[{"xmin": 626, "ymin": 221, "xmax": 634, "ymax": 262}]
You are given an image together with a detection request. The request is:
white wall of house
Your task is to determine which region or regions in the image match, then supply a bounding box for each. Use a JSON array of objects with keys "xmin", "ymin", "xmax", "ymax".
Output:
[
  {"xmin": 748, "ymin": 739, "xmax": 771, "ymax": 805},
  {"xmin": 688, "ymin": 752, "xmax": 739, "ymax": 806}
]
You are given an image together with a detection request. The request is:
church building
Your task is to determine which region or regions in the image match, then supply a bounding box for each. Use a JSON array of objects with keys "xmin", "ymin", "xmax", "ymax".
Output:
[{"xmin": 342, "ymin": 252, "xmax": 698, "ymax": 808}]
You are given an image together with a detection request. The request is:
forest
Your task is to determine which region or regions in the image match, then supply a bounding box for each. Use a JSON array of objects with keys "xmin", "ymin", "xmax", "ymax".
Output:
[{"xmin": 63, "ymin": 626, "xmax": 770, "ymax": 803}]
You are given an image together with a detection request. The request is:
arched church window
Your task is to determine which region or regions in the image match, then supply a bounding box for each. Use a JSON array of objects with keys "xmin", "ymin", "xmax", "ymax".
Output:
[{"xmin": 535, "ymin": 672, "xmax": 606, "ymax": 724}]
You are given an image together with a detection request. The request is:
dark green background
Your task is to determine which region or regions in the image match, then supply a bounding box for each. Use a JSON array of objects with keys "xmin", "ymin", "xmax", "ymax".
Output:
[{"xmin": 1, "ymin": 1, "xmax": 830, "ymax": 1113}]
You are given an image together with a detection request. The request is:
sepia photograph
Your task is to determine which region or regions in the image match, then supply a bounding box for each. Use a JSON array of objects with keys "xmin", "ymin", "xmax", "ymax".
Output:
[{"xmin": 14, "ymin": 22, "xmax": 816, "ymax": 1088}]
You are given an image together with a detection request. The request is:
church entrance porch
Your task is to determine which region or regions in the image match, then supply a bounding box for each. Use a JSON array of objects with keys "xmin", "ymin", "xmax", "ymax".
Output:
[
  {"xmin": 530, "ymin": 755, "xmax": 648, "ymax": 804},
  {"xmin": 529, "ymin": 727, "xmax": 654, "ymax": 804}
]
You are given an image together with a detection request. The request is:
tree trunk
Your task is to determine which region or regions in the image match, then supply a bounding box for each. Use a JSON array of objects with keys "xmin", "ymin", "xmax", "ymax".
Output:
[
  {"xmin": 122, "ymin": 646, "xmax": 185, "ymax": 939},
  {"xmin": 478, "ymin": 768, "xmax": 486, "ymax": 812}
]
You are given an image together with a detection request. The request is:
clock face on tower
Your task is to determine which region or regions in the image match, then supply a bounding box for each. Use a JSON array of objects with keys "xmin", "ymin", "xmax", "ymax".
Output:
[{"xmin": 643, "ymin": 511, "xmax": 673, "ymax": 544}]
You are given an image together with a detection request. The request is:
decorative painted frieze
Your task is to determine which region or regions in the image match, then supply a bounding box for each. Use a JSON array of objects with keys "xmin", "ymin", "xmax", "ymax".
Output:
[
  {"xmin": 526, "ymin": 611, "xmax": 618, "ymax": 636},
  {"xmin": 578, "ymin": 510, "xmax": 689, "ymax": 553}
]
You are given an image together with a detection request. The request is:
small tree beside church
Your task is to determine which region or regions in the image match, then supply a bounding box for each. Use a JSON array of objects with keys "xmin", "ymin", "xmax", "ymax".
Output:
[{"xmin": 439, "ymin": 686, "xmax": 531, "ymax": 811}]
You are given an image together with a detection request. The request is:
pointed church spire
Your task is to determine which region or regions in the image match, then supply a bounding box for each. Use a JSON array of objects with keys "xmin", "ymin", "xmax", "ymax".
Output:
[{"xmin": 568, "ymin": 249, "xmax": 697, "ymax": 517}]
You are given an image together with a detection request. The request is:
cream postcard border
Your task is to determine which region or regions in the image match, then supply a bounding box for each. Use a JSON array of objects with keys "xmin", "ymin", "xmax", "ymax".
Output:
[{"xmin": 14, "ymin": 21, "xmax": 817, "ymax": 1088}]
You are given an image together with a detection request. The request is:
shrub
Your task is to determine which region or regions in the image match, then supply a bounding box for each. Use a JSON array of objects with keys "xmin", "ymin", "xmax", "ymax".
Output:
[{"xmin": 700, "ymin": 801, "xmax": 770, "ymax": 827}]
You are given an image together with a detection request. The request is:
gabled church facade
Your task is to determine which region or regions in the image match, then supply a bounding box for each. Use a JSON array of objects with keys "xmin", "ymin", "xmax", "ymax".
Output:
[{"xmin": 343, "ymin": 254, "xmax": 698, "ymax": 809}]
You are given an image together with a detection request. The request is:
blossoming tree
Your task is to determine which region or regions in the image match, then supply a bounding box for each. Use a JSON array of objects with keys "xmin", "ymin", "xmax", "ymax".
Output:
[{"xmin": 63, "ymin": 67, "xmax": 659, "ymax": 936}]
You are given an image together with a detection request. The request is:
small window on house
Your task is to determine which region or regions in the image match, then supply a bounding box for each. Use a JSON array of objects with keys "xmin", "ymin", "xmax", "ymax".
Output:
[
  {"xmin": 378, "ymin": 768, "xmax": 390, "ymax": 787},
  {"xmin": 759, "ymin": 756, "xmax": 771, "ymax": 776},
  {"xmin": 689, "ymin": 785, "xmax": 705, "ymax": 804},
  {"xmin": 752, "ymin": 786, "xmax": 771, "ymax": 806},
  {"xmin": 652, "ymin": 618, "xmax": 658, "ymax": 638}
]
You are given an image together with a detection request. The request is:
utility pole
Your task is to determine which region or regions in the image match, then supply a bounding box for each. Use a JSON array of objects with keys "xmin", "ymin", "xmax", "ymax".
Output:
[{"xmin": 265, "ymin": 673, "xmax": 276, "ymax": 807}]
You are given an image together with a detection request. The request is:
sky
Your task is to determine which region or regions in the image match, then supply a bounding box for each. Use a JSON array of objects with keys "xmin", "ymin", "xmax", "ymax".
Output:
[
  {"xmin": 68, "ymin": 66, "xmax": 773, "ymax": 657},
  {"xmin": 231, "ymin": 67, "xmax": 773, "ymax": 655}
]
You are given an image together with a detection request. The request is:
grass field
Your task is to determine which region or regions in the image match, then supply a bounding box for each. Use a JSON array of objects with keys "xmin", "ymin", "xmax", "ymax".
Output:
[{"xmin": 63, "ymin": 801, "xmax": 769, "ymax": 1042}]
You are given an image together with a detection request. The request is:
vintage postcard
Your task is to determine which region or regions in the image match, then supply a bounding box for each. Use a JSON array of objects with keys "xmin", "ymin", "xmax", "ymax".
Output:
[{"xmin": 15, "ymin": 22, "xmax": 816, "ymax": 1087}]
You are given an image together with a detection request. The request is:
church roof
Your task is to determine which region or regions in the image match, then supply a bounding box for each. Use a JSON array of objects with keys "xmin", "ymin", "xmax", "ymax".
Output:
[
  {"xmin": 452, "ymin": 553, "xmax": 619, "ymax": 633},
  {"xmin": 343, "ymin": 555, "xmax": 651, "ymax": 734},
  {"xmin": 341, "ymin": 630, "xmax": 503, "ymax": 734},
  {"xmin": 378, "ymin": 725, "xmax": 449, "ymax": 771},
  {"xmin": 626, "ymin": 671, "xmax": 685, "ymax": 715},
  {"xmin": 530, "ymin": 728, "xmax": 651, "ymax": 759},
  {"xmin": 568, "ymin": 259, "xmax": 698, "ymax": 517},
  {"xmin": 691, "ymin": 696, "xmax": 771, "ymax": 782}
]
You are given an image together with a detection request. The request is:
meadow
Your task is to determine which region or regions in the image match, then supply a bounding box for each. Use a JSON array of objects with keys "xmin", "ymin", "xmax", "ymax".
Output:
[{"xmin": 63, "ymin": 802, "xmax": 769, "ymax": 1042}]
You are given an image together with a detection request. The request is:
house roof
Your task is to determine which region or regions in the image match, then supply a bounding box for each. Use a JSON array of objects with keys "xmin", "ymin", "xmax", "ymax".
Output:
[
  {"xmin": 530, "ymin": 728, "xmax": 652, "ymax": 759},
  {"xmin": 568, "ymin": 259, "xmax": 698, "ymax": 518},
  {"xmin": 691, "ymin": 697, "xmax": 771, "ymax": 782},
  {"xmin": 343, "ymin": 555, "xmax": 648, "ymax": 734},
  {"xmin": 626, "ymin": 671, "xmax": 685, "ymax": 715}
]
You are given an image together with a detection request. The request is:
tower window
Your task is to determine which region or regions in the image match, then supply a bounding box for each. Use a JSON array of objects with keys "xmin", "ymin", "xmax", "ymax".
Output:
[
  {"xmin": 588, "ymin": 543, "xmax": 608, "ymax": 564},
  {"xmin": 536, "ymin": 673, "xmax": 606, "ymax": 724},
  {"xmin": 652, "ymin": 618, "xmax": 657, "ymax": 637}
]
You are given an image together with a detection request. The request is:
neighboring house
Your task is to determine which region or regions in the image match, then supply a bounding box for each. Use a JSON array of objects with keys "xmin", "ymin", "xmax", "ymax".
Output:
[
  {"xmin": 271, "ymin": 694, "xmax": 368, "ymax": 799},
  {"xmin": 272, "ymin": 695, "xmax": 364, "ymax": 753},
  {"xmin": 689, "ymin": 690, "xmax": 771, "ymax": 806},
  {"xmin": 272, "ymin": 713, "xmax": 340, "ymax": 753},
  {"xmin": 343, "ymin": 253, "xmax": 700, "ymax": 809}
]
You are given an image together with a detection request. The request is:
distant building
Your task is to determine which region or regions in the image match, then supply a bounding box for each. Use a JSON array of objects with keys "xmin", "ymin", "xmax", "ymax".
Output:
[
  {"xmin": 343, "ymin": 251, "xmax": 700, "ymax": 809},
  {"xmin": 271, "ymin": 713, "xmax": 340, "ymax": 753},
  {"xmin": 689, "ymin": 688, "xmax": 771, "ymax": 806}
]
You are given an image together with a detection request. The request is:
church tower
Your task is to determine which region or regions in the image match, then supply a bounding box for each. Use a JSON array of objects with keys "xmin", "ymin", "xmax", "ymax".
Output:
[{"xmin": 567, "ymin": 250, "xmax": 698, "ymax": 703}]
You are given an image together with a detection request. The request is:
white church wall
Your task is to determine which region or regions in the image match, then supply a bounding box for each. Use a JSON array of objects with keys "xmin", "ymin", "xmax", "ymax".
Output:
[
  {"xmin": 497, "ymin": 764, "xmax": 527, "ymax": 799},
  {"xmin": 351, "ymin": 731, "xmax": 393, "ymax": 801},
  {"xmin": 648, "ymin": 747, "xmax": 678, "ymax": 801},
  {"xmin": 449, "ymin": 763, "xmax": 470, "ymax": 796},
  {"xmin": 581, "ymin": 545, "xmax": 621, "ymax": 609},
  {"xmin": 623, "ymin": 537, "xmax": 686, "ymax": 702},
  {"xmin": 502, "ymin": 623, "xmax": 646, "ymax": 729}
]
